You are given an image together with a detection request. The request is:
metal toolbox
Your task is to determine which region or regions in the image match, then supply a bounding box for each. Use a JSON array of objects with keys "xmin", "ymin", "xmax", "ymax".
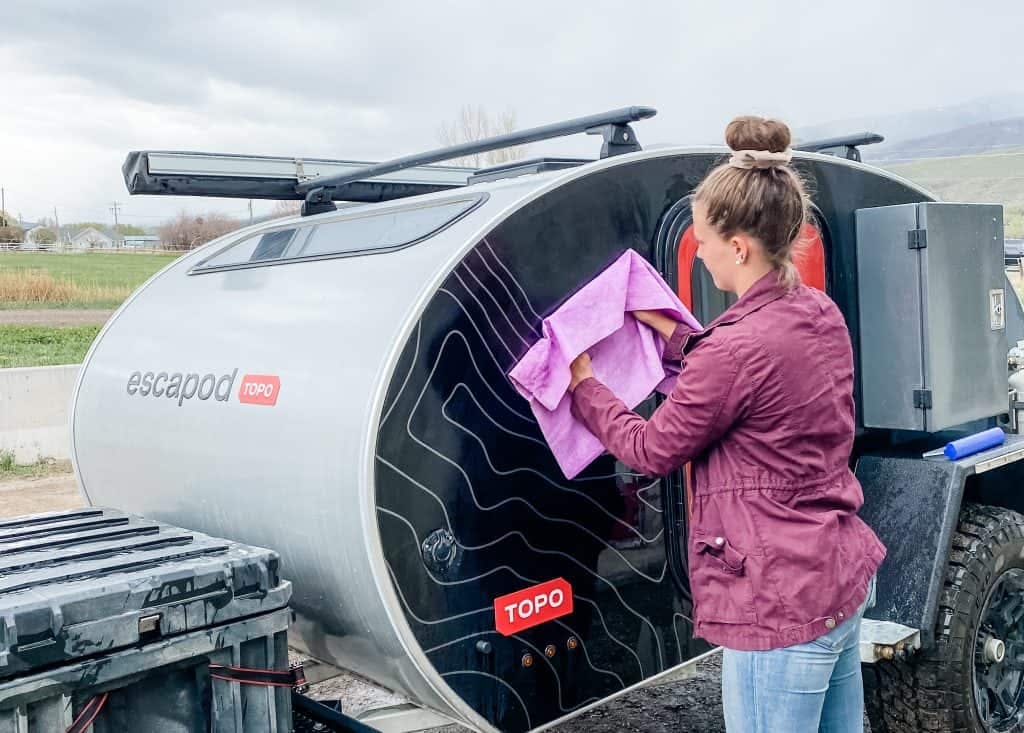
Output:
[
  {"xmin": 856, "ymin": 202, "xmax": 1006, "ymax": 431},
  {"xmin": 0, "ymin": 507, "xmax": 293, "ymax": 732}
]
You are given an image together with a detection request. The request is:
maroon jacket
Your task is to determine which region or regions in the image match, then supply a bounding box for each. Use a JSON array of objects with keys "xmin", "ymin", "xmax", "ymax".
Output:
[{"xmin": 570, "ymin": 272, "xmax": 885, "ymax": 650}]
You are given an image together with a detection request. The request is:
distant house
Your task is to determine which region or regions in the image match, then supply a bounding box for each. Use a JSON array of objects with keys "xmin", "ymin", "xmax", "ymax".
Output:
[
  {"xmin": 69, "ymin": 227, "xmax": 116, "ymax": 251},
  {"xmin": 21, "ymin": 225, "xmax": 44, "ymax": 249},
  {"xmin": 122, "ymin": 235, "xmax": 162, "ymax": 249}
]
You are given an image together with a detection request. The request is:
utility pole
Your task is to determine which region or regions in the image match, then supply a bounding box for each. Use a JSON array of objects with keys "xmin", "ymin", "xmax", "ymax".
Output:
[
  {"xmin": 53, "ymin": 207, "xmax": 61, "ymax": 247},
  {"xmin": 110, "ymin": 201, "xmax": 122, "ymax": 248},
  {"xmin": 1, "ymin": 188, "xmax": 5, "ymax": 226},
  {"xmin": 248, "ymin": 200, "xmax": 254, "ymax": 225}
]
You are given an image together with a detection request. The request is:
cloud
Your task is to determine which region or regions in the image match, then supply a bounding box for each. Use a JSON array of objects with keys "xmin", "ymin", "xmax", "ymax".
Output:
[{"xmin": 1, "ymin": 0, "xmax": 1022, "ymax": 223}]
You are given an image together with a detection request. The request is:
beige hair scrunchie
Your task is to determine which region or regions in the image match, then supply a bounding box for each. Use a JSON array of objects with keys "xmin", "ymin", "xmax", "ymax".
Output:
[{"xmin": 728, "ymin": 149, "xmax": 793, "ymax": 170}]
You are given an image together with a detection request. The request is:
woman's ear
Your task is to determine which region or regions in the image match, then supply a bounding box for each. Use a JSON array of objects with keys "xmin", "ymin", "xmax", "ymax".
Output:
[
  {"xmin": 731, "ymin": 232, "xmax": 765, "ymax": 265},
  {"xmin": 730, "ymin": 234, "xmax": 749, "ymax": 265}
]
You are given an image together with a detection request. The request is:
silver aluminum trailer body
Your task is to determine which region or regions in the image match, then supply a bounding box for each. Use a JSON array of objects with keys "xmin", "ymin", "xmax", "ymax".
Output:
[{"xmin": 72, "ymin": 146, "xmax": 954, "ymax": 732}]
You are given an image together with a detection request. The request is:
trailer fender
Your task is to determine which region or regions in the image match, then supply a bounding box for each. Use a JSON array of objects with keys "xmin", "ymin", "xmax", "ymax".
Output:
[{"xmin": 857, "ymin": 437, "xmax": 1024, "ymax": 648}]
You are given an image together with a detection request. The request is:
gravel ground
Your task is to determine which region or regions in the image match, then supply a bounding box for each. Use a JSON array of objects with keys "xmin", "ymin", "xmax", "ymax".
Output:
[
  {"xmin": 0, "ymin": 472, "xmax": 84, "ymax": 517},
  {"xmin": 307, "ymin": 658, "xmax": 730, "ymax": 733},
  {"xmin": 307, "ymin": 652, "xmax": 873, "ymax": 732},
  {"xmin": 0, "ymin": 308, "xmax": 114, "ymax": 326}
]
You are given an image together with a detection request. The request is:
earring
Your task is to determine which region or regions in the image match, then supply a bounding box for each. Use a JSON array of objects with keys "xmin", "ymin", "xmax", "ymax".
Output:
[{"xmin": 735, "ymin": 255, "xmax": 744, "ymax": 265}]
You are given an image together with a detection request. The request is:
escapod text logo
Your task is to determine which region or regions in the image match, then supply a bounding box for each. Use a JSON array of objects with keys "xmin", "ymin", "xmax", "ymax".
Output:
[
  {"xmin": 494, "ymin": 578, "xmax": 573, "ymax": 636},
  {"xmin": 238, "ymin": 374, "xmax": 281, "ymax": 406},
  {"xmin": 126, "ymin": 369, "xmax": 281, "ymax": 407},
  {"xmin": 127, "ymin": 369, "xmax": 238, "ymax": 407}
]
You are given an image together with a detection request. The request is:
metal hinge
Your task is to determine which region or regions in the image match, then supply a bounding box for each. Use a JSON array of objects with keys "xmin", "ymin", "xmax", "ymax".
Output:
[
  {"xmin": 913, "ymin": 389, "xmax": 933, "ymax": 409},
  {"xmin": 908, "ymin": 229, "xmax": 928, "ymax": 249}
]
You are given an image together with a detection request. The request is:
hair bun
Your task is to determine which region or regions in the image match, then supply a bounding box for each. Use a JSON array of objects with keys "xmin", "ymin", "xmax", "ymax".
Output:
[{"xmin": 725, "ymin": 116, "xmax": 792, "ymax": 154}]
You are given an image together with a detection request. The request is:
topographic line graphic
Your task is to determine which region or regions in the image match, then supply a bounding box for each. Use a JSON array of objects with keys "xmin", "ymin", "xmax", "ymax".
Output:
[
  {"xmin": 450, "ymin": 272, "xmax": 520, "ymax": 358},
  {"xmin": 401, "ymin": 326, "xmax": 669, "ymax": 583},
  {"xmin": 438, "ymin": 288, "xmax": 518, "ymax": 376},
  {"xmin": 635, "ymin": 480, "xmax": 664, "ymax": 514},
  {"xmin": 373, "ymin": 466, "xmax": 665, "ymax": 671},
  {"xmin": 458, "ymin": 261, "xmax": 535, "ymax": 346},
  {"xmin": 436, "ymin": 270, "xmax": 652, "ymax": 480},
  {"xmin": 380, "ymin": 321, "xmax": 421, "ymax": 428},
  {"xmin": 471, "ymin": 248, "xmax": 539, "ymax": 336},
  {"xmin": 444, "ymin": 382, "xmax": 546, "ymax": 446},
  {"xmin": 438, "ymin": 379, "xmax": 643, "ymax": 483},
  {"xmin": 385, "ymin": 563, "xmax": 491, "ymax": 626},
  {"xmin": 481, "ymin": 239, "xmax": 543, "ymax": 320},
  {"xmin": 398, "ymin": 327, "xmax": 535, "ymax": 425},
  {"xmin": 439, "ymin": 379, "xmax": 647, "ymax": 484},
  {"xmin": 440, "ymin": 385, "xmax": 663, "ymax": 543},
  {"xmin": 442, "ymin": 671, "xmax": 532, "ymax": 731},
  {"xmin": 376, "ymin": 239, "xmax": 691, "ymax": 713},
  {"xmin": 380, "ymin": 506, "xmax": 638, "ymax": 681}
]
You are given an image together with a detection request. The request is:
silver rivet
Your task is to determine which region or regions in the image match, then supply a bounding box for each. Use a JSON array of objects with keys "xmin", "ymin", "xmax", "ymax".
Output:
[
  {"xmin": 825, "ymin": 618, "xmax": 836, "ymax": 630},
  {"xmin": 714, "ymin": 537, "xmax": 725, "ymax": 547}
]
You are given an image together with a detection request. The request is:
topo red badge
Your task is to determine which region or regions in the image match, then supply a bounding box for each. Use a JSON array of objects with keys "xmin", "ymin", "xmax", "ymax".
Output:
[
  {"xmin": 494, "ymin": 578, "xmax": 573, "ymax": 636},
  {"xmin": 238, "ymin": 374, "xmax": 280, "ymax": 406}
]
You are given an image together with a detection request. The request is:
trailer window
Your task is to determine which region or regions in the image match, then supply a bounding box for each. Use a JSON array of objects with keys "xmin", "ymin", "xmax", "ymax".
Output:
[{"xmin": 191, "ymin": 196, "xmax": 483, "ymax": 273}]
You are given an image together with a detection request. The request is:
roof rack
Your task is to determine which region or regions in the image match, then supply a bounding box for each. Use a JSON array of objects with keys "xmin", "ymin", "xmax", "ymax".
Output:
[
  {"xmin": 121, "ymin": 106, "xmax": 657, "ymax": 215},
  {"xmin": 795, "ymin": 132, "xmax": 884, "ymax": 162},
  {"xmin": 297, "ymin": 106, "xmax": 656, "ymax": 215}
]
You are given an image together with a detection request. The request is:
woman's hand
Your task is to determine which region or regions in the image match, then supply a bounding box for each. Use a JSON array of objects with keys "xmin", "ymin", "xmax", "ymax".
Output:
[
  {"xmin": 569, "ymin": 352, "xmax": 594, "ymax": 392},
  {"xmin": 632, "ymin": 309, "xmax": 679, "ymax": 340}
]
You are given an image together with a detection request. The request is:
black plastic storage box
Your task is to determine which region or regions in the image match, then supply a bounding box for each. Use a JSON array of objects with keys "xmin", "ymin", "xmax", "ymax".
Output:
[{"xmin": 0, "ymin": 508, "xmax": 293, "ymax": 732}]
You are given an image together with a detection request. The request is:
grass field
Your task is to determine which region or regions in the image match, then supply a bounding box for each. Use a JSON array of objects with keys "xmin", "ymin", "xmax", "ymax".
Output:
[
  {"xmin": 0, "ymin": 325, "xmax": 103, "ymax": 368},
  {"xmin": 0, "ymin": 251, "xmax": 179, "ymax": 309},
  {"xmin": 0, "ymin": 451, "xmax": 71, "ymax": 480},
  {"xmin": 883, "ymin": 148, "xmax": 1024, "ymax": 237}
]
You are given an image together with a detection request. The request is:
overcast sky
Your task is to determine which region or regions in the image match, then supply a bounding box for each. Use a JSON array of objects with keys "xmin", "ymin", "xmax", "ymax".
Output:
[{"xmin": 2, "ymin": 0, "xmax": 1022, "ymax": 227}]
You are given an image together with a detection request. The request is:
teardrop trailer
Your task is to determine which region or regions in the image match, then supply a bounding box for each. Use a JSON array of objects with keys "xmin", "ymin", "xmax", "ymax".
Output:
[{"xmin": 8, "ymin": 106, "xmax": 1024, "ymax": 732}]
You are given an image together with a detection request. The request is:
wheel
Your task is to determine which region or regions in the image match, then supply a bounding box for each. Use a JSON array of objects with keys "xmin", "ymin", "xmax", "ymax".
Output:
[{"xmin": 864, "ymin": 503, "xmax": 1024, "ymax": 732}]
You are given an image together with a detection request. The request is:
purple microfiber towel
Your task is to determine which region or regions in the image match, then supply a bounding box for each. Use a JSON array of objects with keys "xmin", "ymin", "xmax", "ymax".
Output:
[{"xmin": 508, "ymin": 249, "xmax": 701, "ymax": 479}]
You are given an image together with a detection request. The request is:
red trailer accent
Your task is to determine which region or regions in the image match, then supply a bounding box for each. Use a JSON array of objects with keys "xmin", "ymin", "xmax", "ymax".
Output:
[{"xmin": 676, "ymin": 222, "xmax": 826, "ymax": 310}]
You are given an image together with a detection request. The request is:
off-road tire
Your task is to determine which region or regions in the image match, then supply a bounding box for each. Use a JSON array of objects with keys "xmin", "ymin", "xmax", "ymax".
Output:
[{"xmin": 864, "ymin": 503, "xmax": 1024, "ymax": 732}]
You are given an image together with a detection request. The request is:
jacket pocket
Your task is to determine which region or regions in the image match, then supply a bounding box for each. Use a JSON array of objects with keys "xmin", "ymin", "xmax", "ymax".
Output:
[{"xmin": 690, "ymin": 532, "xmax": 758, "ymax": 625}]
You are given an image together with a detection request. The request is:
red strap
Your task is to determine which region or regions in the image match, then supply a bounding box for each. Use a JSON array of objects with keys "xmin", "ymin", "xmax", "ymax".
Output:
[
  {"xmin": 67, "ymin": 692, "xmax": 108, "ymax": 733},
  {"xmin": 209, "ymin": 662, "xmax": 306, "ymax": 689}
]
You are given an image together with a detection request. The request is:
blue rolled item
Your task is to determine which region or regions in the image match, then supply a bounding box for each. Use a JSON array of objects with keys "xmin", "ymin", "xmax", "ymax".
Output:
[{"xmin": 943, "ymin": 427, "xmax": 1006, "ymax": 460}]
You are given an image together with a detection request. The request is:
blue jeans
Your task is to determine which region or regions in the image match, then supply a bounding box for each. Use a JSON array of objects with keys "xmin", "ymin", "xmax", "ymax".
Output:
[{"xmin": 721, "ymin": 578, "xmax": 875, "ymax": 733}]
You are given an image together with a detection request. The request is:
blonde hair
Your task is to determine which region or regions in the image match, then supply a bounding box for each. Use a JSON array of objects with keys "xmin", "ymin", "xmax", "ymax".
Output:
[{"xmin": 694, "ymin": 116, "xmax": 810, "ymax": 288}]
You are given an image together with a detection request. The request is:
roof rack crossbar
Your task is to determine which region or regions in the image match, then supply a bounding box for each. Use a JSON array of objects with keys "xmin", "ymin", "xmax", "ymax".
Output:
[
  {"xmin": 297, "ymin": 106, "xmax": 656, "ymax": 215},
  {"xmin": 795, "ymin": 132, "xmax": 884, "ymax": 162}
]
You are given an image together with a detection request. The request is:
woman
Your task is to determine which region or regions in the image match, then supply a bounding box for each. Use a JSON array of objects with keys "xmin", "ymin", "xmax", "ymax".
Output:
[{"xmin": 568, "ymin": 116, "xmax": 885, "ymax": 733}]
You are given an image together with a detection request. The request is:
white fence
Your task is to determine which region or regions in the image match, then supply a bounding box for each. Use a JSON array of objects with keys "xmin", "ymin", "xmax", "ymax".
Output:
[
  {"xmin": 0, "ymin": 365, "xmax": 80, "ymax": 462},
  {"xmin": 0, "ymin": 243, "xmax": 171, "ymax": 254}
]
